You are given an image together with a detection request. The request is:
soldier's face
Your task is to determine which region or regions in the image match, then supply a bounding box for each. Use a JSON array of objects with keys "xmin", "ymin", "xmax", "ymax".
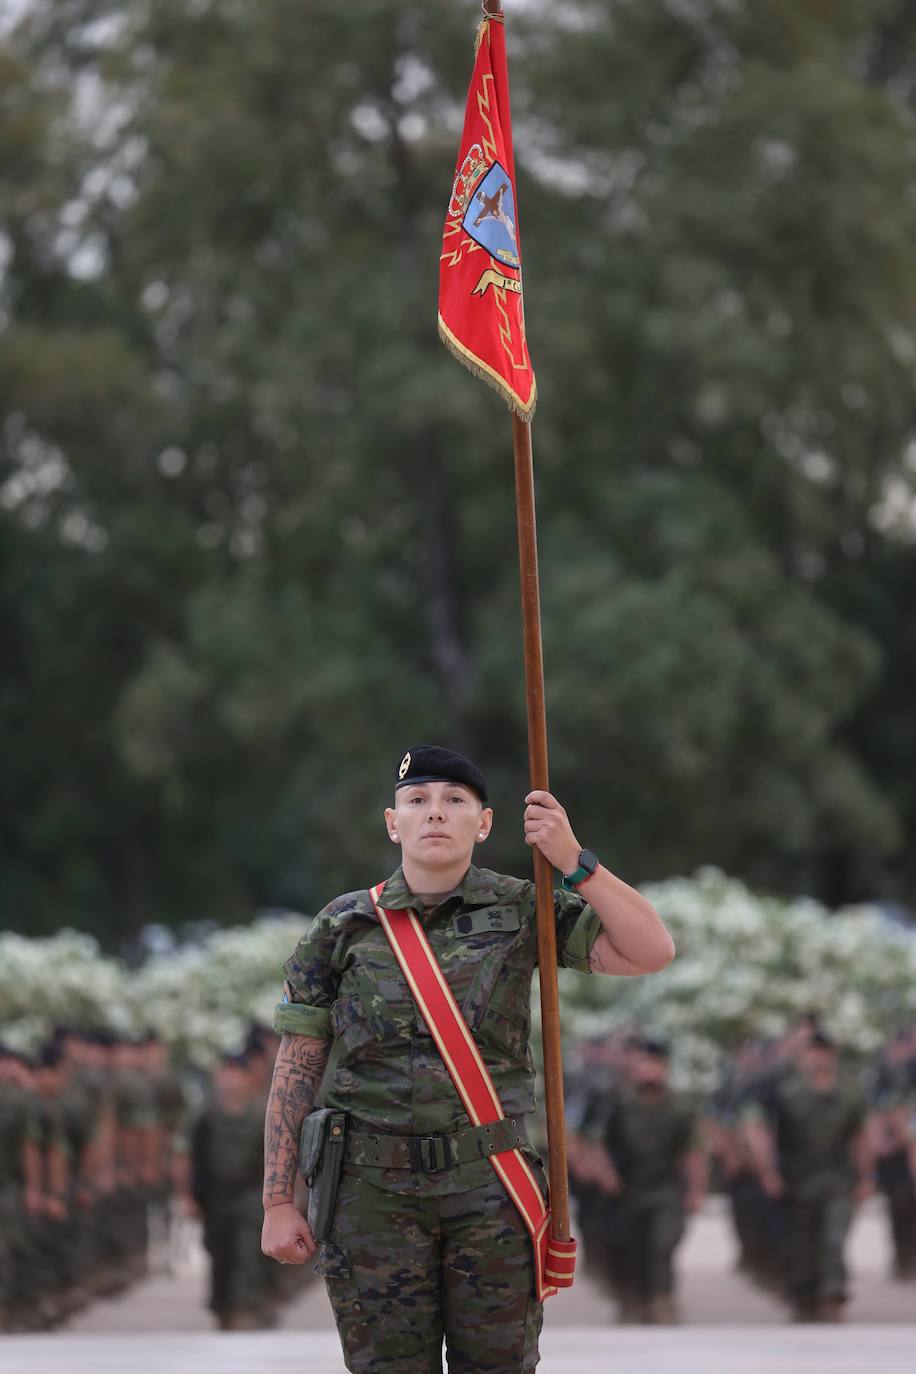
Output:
[
  {"xmin": 633, "ymin": 1053, "xmax": 667, "ymax": 1088},
  {"xmin": 801, "ymin": 1046, "xmax": 837, "ymax": 1086},
  {"xmin": 386, "ymin": 781, "xmax": 493, "ymax": 869}
]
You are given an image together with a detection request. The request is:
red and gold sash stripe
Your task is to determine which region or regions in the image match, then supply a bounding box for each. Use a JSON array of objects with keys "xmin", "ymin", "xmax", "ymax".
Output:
[{"xmin": 369, "ymin": 883, "xmax": 576, "ymax": 1300}]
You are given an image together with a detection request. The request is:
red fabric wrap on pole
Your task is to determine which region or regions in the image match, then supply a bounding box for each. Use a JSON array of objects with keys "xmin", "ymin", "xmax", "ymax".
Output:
[
  {"xmin": 369, "ymin": 884, "xmax": 576, "ymax": 1300},
  {"xmin": 437, "ymin": 8, "xmax": 536, "ymax": 419}
]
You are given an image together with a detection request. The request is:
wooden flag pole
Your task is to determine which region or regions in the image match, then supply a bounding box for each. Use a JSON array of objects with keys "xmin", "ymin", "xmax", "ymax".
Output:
[
  {"xmin": 475, "ymin": 0, "xmax": 570, "ymax": 1242},
  {"xmin": 512, "ymin": 413, "xmax": 572, "ymax": 1243}
]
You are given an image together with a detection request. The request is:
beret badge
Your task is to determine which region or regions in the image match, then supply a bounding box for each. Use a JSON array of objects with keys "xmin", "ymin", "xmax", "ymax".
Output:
[{"xmin": 398, "ymin": 751, "xmax": 412, "ymax": 781}]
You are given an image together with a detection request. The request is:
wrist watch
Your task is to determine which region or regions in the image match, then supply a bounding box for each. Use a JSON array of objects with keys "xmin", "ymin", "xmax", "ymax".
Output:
[{"xmin": 561, "ymin": 848, "xmax": 600, "ymax": 891}]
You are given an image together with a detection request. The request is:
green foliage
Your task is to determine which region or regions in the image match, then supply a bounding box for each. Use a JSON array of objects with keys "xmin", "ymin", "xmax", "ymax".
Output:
[{"xmin": 2, "ymin": 1, "xmax": 916, "ymax": 940}]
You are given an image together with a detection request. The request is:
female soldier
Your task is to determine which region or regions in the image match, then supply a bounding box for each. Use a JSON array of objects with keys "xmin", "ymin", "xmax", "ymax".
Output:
[{"xmin": 261, "ymin": 745, "xmax": 674, "ymax": 1373}]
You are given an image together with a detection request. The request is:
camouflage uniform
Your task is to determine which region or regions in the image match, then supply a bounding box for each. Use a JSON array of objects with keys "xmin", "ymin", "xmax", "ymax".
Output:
[
  {"xmin": 767, "ymin": 1074, "xmax": 867, "ymax": 1312},
  {"xmin": 594, "ymin": 1084, "xmax": 697, "ymax": 1320},
  {"xmin": 56, "ymin": 1072, "xmax": 94, "ymax": 1305},
  {"xmin": 192, "ymin": 1097, "xmax": 275, "ymax": 1327},
  {"xmin": 109, "ymin": 1068, "xmax": 151, "ymax": 1282},
  {"xmin": 872, "ymin": 1062, "xmax": 916, "ymax": 1281},
  {"xmin": 0, "ymin": 1082, "xmax": 31, "ymax": 1330},
  {"xmin": 22, "ymin": 1089, "xmax": 69, "ymax": 1327},
  {"xmin": 569, "ymin": 1063, "xmax": 622, "ymax": 1297},
  {"xmin": 275, "ymin": 863, "xmax": 602, "ymax": 1374}
]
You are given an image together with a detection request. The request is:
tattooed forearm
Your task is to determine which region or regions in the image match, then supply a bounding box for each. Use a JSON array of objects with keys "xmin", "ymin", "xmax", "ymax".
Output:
[{"xmin": 262, "ymin": 1033, "xmax": 330, "ymax": 1209}]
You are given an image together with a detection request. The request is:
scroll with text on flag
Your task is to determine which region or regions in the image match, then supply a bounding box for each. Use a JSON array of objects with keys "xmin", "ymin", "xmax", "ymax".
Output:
[{"xmin": 437, "ymin": 7, "xmax": 536, "ymax": 420}]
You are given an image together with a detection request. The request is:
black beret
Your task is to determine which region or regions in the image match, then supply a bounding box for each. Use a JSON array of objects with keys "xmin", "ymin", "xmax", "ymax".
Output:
[
  {"xmin": 220, "ymin": 1050, "xmax": 251, "ymax": 1069},
  {"xmin": 395, "ymin": 745, "xmax": 488, "ymax": 803}
]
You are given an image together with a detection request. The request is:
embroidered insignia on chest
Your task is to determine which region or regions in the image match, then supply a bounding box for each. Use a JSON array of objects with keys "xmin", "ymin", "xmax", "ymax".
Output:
[{"xmin": 453, "ymin": 907, "xmax": 521, "ymax": 938}]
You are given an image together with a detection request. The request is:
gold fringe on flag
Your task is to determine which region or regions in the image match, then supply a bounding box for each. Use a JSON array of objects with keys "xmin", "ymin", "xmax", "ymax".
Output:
[{"xmin": 438, "ymin": 314, "xmax": 537, "ymax": 422}]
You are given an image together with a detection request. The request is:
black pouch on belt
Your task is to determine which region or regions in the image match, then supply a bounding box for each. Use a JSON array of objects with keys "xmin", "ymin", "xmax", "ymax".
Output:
[{"xmin": 299, "ymin": 1108, "xmax": 347, "ymax": 1244}]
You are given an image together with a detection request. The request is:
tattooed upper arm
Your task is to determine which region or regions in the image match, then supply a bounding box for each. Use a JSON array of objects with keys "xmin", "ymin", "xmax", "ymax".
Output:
[{"xmin": 277, "ymin": 1033, "xmax": 331, "ymax": 1073}]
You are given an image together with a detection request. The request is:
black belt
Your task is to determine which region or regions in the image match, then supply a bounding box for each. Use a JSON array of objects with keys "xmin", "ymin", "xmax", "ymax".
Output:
[{"xmin": 344, "ymin": 1116, "xmax": 530, "ymax": 1174}]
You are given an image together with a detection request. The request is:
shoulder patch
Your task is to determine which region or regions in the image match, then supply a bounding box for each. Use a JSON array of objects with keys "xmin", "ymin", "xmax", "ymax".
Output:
[{"xmin": 318, "ymin": 889, "xmax": 377, "ymax": 922}]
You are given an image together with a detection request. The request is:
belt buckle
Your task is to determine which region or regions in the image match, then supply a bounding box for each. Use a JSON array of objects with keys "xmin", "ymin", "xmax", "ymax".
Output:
[{"xmin": 409, "ymin": 1135, "xmax": 449, "ymax": 1174}]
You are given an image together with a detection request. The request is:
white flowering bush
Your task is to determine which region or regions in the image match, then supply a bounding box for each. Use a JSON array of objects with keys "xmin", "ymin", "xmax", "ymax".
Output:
[
  {"xmin": 552, "ymin": 868, "xmax": 916, "ymax": 1090},
  {"xmin": 128, "ymin": 916, "xmax": 307, "ymax": 1068},
  {"xmin": 0, "ymin": 930, "xmax": 129, "ymax": 1052},
  {"xmin": 2, "ymin": 872, "xmax": 914, "ymax": 1085},
  {"xmin": 0, "ymin": 915, "xmax": 310, "ymax": 1067}
]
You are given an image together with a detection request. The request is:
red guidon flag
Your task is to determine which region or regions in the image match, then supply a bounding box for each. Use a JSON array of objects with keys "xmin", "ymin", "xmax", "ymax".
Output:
[{"xmin": 438, "ymin": 7, "xmax": 536, "ymax": 420}]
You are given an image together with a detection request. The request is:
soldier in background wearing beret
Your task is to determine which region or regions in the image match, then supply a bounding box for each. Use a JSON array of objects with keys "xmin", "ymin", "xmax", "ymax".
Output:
[{"xmin": 261, "ymin": 745, "xmax": 675, "ymax": 1373}]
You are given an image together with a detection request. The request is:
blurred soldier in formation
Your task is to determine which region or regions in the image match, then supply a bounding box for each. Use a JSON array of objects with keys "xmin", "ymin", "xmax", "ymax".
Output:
[
  {"xmin": 22, "ymin": 1044, "xmax": 73, "ymax": 1326},
  {"xmin": 0, "ymin": 1029, "xmax": 190, "ymax": 1331},
  {"xmin": 0, "ymin": 1046, "xmax": 37, "ymax": 1332},
  {"xmin": 569, "ymin": 1035, "xmax": 704, "ymax": 1322},
  {"xmin": 245, "ymin": 1024, "xmax": 282, "ymax": 1099},
  {"xmin": 703, "ymin": 1038, "xmax": 768, "ymax": 1283},
  {"xmin": 1, "ymin": 1025, "xmax": 305, "ymax": 1333},
  {"xmin": 143, "ymin": 1031, "xmax": 188, "ymax": 1270},
  {"xmin": 566, "ymin": 1033, "xmax": 630, "ymax": 1293},
  {"xmin": 190, "ymin": 1049, "xmax": 277, "ymax": 1330},
  {"xmin": 569, "ymin": 1017, "xmax": 916, "ymax": 1323},
  {"xmin": 718, "ymin": 1019, "xmax": 819, "ymax": 1293},
  {"xmin": 743, "ymin": 1030, "xmax": 872, "ymax": 1321},
  {"xmin": 871, "ymin": 1028, "xmax": 916, "ymax": 1281}
]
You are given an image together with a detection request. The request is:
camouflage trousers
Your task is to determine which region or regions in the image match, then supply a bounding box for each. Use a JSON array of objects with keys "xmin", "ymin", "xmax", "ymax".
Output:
[
  {"xmin": 203, "ymin": 1192, "xmax": 275, "ymax": 1319},
  {"xmin": 317, "ymin": 1167, "xmax": 544, "ymax": 1373},
  {"xmin": 786, "ymin": 1191, "xmax": 854, "ymax": 1304},
  {"xmin": 882, "ymin": 1182, "xmax": 916, "ymax": 1278},
  {"xmin": 614, "ymin": 1196, "xmax": 685, "ymax": 1300}
]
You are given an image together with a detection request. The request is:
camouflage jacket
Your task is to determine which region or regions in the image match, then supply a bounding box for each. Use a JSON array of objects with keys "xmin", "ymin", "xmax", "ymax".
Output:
[
  {"xmin": 274, "ymin": 864, "xmax": 602, "ymax": 1191},
  {"xmin": 771, "ymin": 1075, "xmax": 867, "ymax": 1199},
  {"xmin": 600, "ymin": 1086, "xmax": 698, "ymax": 1203}
]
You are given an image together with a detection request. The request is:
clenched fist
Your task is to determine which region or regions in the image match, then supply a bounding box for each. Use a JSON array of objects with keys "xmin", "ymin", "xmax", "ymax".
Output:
[{"xmin": 261, "ymin": 1202, "xmax": 317, "ymax": 1265}]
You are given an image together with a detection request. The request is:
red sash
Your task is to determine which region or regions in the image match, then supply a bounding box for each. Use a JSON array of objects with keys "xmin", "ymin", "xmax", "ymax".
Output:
[{"xmin": 369, "ymin": 883, "xmax": 576, "ymax": 1301}]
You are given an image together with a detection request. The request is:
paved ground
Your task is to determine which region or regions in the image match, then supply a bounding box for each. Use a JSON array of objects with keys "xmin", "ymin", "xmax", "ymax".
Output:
[
  {"xmin": 2, "ymin": 1327, "xmax": 915, "ymax": 1374},
  {"xmin": 61, "ymin": 1195, "xmax": 916, "ymax": 1332},
  {"xmin": 1, "ymin": 1198, "xmax": 913, "ymax": 1372}
]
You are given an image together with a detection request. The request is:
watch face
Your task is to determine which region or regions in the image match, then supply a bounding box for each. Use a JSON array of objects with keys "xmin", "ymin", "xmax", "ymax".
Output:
[{"xmin": 579, "ymin": 849, "xmax": 599, "ymax": 874}]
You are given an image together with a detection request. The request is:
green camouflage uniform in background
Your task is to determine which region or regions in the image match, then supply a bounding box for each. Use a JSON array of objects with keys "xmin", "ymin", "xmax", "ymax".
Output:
[
  {"xmin": 565, "ymin": 1056, "xmax": 622, "ymax": 1297},
  {"xmin": 0, "ymin": 1081, "xmax": 33, "ymax": 1330},
  {"xmin": 766, "ymin": 1074, "xmax": 867, "ymax": 1313},
  {"xmin": 192, "ymin": 1093, "xmax": 276, "ymax": 1328},
  {"xmin": 872, "ymin": 1056, "xmax": 916, "ymax": 1280},
  {"xmin": 111, "ymin": 1067, "xmax": 152, "ymax": 1281},
  {"xmin": 275, "ymin": 863, "xmax": 603, "ymax": 1374},
  {"xmin": 56, "ymin": 1072, "xmax": 94, "ymax": 1307},
  {"xmin": 21, "ymin": 1089, "xmax": 69, "ymax": 1326},
  {"xmin": 591, "ymin": 1083, "xmax": 697, "ymax": 1321}
]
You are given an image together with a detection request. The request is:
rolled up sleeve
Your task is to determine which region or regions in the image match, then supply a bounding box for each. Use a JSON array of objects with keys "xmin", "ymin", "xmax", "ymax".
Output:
[
  {"xmin": 273, "ymin": 912, "xmax": 339, "ymax": 1039},
  {"xmin": 554, "ymin": 888, "xmax": 603, "ymax": 973}
]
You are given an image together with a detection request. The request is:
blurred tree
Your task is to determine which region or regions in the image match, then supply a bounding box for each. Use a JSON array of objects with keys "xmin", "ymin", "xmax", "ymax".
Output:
[{"xmin": 1, "ymin": 0, "xmax": 915, "ymax": 942}]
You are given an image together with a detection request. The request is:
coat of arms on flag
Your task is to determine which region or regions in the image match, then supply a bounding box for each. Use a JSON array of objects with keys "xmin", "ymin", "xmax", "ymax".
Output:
[{"xmin": 437, "ymin": 8, "xmax": 536, "ymax": 420}]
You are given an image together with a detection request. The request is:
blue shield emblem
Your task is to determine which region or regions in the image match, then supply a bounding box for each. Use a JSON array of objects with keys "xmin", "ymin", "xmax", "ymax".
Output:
[{"xmin": 461, "ymin": 161, "xmax": 521, "ymax": 269}]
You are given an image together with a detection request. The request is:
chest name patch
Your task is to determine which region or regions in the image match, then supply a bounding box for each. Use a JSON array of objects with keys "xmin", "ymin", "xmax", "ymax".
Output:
[{"xmin": 453, "ymin": 907, "xmax": 521, "ymax": 938}]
